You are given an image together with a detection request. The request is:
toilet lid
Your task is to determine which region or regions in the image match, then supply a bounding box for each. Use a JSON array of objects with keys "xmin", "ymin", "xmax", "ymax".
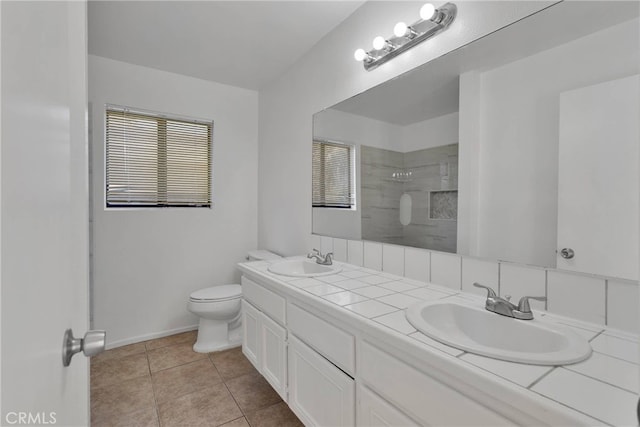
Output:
[{"xmin": 190, "ymin": 284, "xmax": 241, "ymax": 301}]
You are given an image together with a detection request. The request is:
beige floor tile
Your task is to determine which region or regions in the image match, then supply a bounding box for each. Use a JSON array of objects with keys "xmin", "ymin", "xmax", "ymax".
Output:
[
  {"xmin": 145, "ymin": 331, "xmax": 197, "ymax": 351},
  {"xmin": 91, "ymin": 376, "xmax": 156, "ymax": 424},
  {"xmin": 152, "ymin": 358, "xmax": 222, "ymax": 404},
  {"xmin": 220, "ymin": 417, "xmax": 250, "ymax": 427},
  {"xmin": 93, "ymin": 342, "xmax": 147, "ymax": 363},
  {"xmin": 91, "ymin": 406, "xmax": 159, "ymax": 427},
  {"xmin": 209, "ymin": 347, "xmax": 257, "ymax": 380},
  {"xmin": 158, "ymin": 384, "xmax": 242, "ymax": 427},
  {"xmin": 246, "ymin": 402, "xmax": 303, "ymax": 427},
  {"xmin": 91, "ymin": 352, "xmax": 150, "ymax": 389},
  {"xmin": 225, "ymin": 371, "xmax": 281, "ymax": 414},
  {"xmin": 147, "ymin": 342, "xmax": 207, "ymax": 372}
]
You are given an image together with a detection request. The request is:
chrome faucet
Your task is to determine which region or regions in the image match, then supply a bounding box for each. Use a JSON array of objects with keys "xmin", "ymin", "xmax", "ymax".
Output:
[
  {"xmin": 473, "ymin": 283, "xmax": 546, "ymax": 320},
  {"xmin": 307, "ymin": 248, "xmax": 334, "ymax": 265}
]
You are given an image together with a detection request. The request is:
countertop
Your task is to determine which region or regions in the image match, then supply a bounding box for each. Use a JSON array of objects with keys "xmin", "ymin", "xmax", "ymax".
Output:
[{"xmin": 238, "ymin": 256, "xmax": 639, "ymax": 426}]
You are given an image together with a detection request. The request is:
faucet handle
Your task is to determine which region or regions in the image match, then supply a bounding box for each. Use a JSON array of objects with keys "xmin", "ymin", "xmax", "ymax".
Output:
[
  {"xmin": 473, "ymin": 282, "xmax": 497, "ymax": 298},
  {"xmin": 312, "ymin": 248, "xmax": 321, "ymax": 255},
  {"xmin": 517, "ymin": 296, "xmax": 547, "ymax": 313}
]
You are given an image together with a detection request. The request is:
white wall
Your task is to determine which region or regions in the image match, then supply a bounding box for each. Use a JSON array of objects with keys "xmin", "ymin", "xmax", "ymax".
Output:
[
  {"xmin": 459, "ymin": 18, "xmax": 639, "ymax": 267},
  {"xmin": 258, "ymin": 0, "xmax": 554, "ymax": 256},
  {"xmin": 402, "ymin": 112, "xmax": 459, "ymax": 153},
  {"xmin": 89, "ymin": 56, "xmax": 258, "ymax": 346},
  {"xmin": 314, "ymin": 108, "xmax": 401, "ymax": 151}
]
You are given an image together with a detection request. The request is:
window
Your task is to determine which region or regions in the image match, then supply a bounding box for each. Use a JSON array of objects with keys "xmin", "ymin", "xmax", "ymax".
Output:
[
  {"xmin": 105, "ymin": 106, "xmax": 212, "ymax": 208},
  {"xmin": 312, "ymin": 140, "xmax": 355, "ymax": 209}
]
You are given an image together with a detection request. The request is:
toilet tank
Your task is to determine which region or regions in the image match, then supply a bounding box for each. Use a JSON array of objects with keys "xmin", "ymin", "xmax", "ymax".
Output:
[{"xmin": 247, "ymin": 250, "xmax": 281, "ymax": 261}]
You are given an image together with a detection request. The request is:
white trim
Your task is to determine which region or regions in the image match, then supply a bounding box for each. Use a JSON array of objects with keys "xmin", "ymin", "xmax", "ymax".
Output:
[{"xmin": 105, "ymin": 324, "xmax": 199, "ymax": 350}]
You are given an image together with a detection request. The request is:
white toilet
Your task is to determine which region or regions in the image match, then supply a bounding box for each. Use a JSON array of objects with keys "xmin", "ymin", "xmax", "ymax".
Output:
[{"xmin": 187, "ymin": 250, "xmax": 281, "ymax": 353}]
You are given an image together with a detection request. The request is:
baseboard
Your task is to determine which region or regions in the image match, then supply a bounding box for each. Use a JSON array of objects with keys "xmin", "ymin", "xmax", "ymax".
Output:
[{"xmin": 105, "ymin": 324, "xmax": 199, "ymax": 350}]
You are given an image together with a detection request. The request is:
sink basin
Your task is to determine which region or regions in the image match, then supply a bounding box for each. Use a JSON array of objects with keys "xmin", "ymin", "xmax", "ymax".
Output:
[
  {"xmin": 406, "ymin": 300, "xmax": 592, "ymax": 365},
  {"xmin": 268, "ymin": 259, "xmax": 342, "ymax": 278}
]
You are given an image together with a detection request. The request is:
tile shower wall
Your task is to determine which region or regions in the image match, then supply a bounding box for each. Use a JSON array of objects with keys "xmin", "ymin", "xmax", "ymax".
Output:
[
  {"xmin": 310, "ymin": 234, "xmax": 640, "ymax": 334},
  {"xmin": 361, "ymin": 145, "xmax": 404, "ymax": 243},
  {"xmin": 361, "ymin": 144, "xmax": 458, "ymax": 252}
]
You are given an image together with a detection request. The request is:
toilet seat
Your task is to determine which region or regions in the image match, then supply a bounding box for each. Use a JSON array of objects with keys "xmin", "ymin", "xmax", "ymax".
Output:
[{"xmin": 189, "ymin": 284, "xmax": 241, "ymax": 302}]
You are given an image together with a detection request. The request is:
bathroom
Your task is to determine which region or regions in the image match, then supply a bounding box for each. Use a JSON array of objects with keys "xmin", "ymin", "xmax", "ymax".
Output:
[{"xmin": 1, "ymin": 1, "xmax": 639, "ymax": 426}]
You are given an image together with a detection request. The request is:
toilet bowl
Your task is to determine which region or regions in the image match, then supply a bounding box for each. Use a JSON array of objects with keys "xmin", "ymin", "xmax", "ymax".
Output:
[
  {"xmin": 188, "ymin": 250, "xmax": 281, "ymax": 353},
  {"xmin": 188, "ymin": 284, "xmax": 243, "ymax": 353}
]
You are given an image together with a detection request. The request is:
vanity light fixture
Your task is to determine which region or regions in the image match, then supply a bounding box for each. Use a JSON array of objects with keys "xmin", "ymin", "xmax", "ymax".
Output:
[{"xmin": 354, "ymin": 2, "xmax": 457, "ymax": 71}]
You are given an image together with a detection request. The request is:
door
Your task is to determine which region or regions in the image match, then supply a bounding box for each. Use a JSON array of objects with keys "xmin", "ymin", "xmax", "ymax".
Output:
[
  {"xmin": 242, "ymin": 300, "xmax": 261, "ymax": 369},
  {"xmin": 260, "ymin": 312, "xmax": 287, "ymax": 401},
  {"xmin": 1, "ymin": 1, "xmax": 89, "ymax": 425},
  {"xmin": 288, "ymin": 335, "xmax": 355, "ymax": 427},
  {"xmin": 557, "ymin": 75, "xmax": 639, "ymax": 280},
  {"xmin": 357, "ymin": 385, "xmax": 418, "ymax": 427}
]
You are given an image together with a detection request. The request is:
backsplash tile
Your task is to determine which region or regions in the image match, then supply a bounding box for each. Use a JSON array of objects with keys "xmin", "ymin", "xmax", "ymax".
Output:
[
  {"xmin": 363, "ymin": 241, "xmax": 383, "ymax": 270},
  {"xmin": 347, "ymin": 240, "xmax": 364, "ymax": 267},
  {"xmin": 430, "ymin": 252, "xmax": 461, "ymax": 290},
  {"xmin": 607, "ymin": 279, "xmax": 639, "ymax": 333},
  {"xmin": 547, "ymin": 271, "xmax": 605, "ymax": 324},
  {"xmin": 404, "ymin": 247, "xmax": 430, "ymax": 283},
  {"xmin": 500, "ymin": 263, "xmax": 547, "ymax": 311},
  {"xmin": 382, "ymin": 244, "xmax": 404, "ymax": 276},
  {"xmin": 320, "ymin": 236, "xmax": 333, "ymax": 255},
  {"xmin": 461, "ymin": 258, "xmax": 498, "ymax": 296},
  {"xmin": 310, "ymin": 234, "xmax": 321, "ymax": 252},
  {"xmin": 314, "ymin": 234, "xmax": 636, "ymax": 328},
  {"xmin": 333, "ymin": 238, "xmax": 348, "ymax": 263}
]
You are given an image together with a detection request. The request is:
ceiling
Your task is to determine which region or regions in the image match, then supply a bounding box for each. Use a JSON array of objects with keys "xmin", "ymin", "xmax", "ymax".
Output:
[
  {"xmin": 88, "ymin": 1, "xmax": 364, "ymax": 90},
  {"xmin": 330, "ymin": 1, "xmax": 639, "ymax": 126}
]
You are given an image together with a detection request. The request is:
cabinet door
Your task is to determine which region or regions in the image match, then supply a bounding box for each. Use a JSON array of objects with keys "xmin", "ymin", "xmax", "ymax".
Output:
[
  {"xmin": 358, "ymin": 386, "xmax": 418, "ymax": 427},
  {"xmin": 288, "ymin": 335, "xmax": 355, "ymax": 427},
  {"xmin": 260, "ymin": 312, "xmax": 287, "ymax": 401},
  {"xmin": 241, "ymin": 300, "xmax": 260, "ymax": 370}
]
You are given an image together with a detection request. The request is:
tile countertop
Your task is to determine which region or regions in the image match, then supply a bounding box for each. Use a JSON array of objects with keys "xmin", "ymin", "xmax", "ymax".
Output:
[{"xmin": 238, "ymin": 257, "xmax": 640, "ymax": 426}]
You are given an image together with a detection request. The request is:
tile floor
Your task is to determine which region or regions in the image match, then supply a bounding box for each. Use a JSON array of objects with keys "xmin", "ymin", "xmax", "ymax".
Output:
[{"xmin": 90, "ymin": 331, "xmax": 303, "ymax": 427}]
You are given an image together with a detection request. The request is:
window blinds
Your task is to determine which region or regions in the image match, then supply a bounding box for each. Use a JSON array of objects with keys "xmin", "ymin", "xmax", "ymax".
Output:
[
  {"xmin": 105, "ymin": 107, "xmax": 212, "ymax": 207},
  {"xmin": 312, "ymin": 140, "xmax": 355, "ymax": 208}
]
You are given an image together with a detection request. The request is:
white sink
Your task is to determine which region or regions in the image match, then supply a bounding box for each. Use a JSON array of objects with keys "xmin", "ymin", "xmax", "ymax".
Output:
[
  {"xmin": 406, "ymin": 300, "xmax": 592, "ymax": 365},
  {"xmin": 268, "ymin": 259, "xmax": 342, "ymax": 278}
]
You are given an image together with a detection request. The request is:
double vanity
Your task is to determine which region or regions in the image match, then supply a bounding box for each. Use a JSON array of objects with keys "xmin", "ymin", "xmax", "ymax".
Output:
[{"xmin": 238, "ymin": 257, "xmax": 637, "ymax": 426}]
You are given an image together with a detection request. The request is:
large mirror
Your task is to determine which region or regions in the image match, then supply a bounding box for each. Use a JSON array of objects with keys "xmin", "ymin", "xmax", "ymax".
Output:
[{"xmin": 312, "ymin": 1, "xmax": 639, "ymax": 281}]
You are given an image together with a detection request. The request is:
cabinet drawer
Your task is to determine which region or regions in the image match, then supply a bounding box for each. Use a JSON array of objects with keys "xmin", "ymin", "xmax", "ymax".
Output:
[
  {"xmin": 241, "ymin": 276, "xmax": 286, "ymax": 325},
  {"xmin": 288, "ymin": 303, "xmax": 355, "ymax": 375},
  {"xmin": 360, "ymin": 341, "xmax": 512, "ymax": 426}
]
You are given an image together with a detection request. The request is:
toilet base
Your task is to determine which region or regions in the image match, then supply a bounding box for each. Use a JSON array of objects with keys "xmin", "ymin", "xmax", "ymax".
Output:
[
  {"xmin": 193, "ymin": 336, "xmax": 242, "ymax": 353},
  {"xmin": 192, "ymin": 317, "xmax": 242, "ymax": 353}
]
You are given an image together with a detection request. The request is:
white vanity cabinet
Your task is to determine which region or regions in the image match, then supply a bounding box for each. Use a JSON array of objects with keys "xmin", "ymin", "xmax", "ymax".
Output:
[
  {"xmin": 241, "ymin": 277, "xmax": 288, "ymax": 401},
  {"xmin": 288, "ymin": 335, "xmax": 355, "ymax": 427},
  {"xmin": 357, "ymin": 385, "xmax": 419, "ymax": 427},
  {"xmin": 360, "ymin": 341, "xmax": 512, "ymax": 426}
]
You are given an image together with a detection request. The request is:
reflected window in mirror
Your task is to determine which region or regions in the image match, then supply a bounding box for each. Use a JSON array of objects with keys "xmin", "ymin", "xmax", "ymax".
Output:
[{"xmin": 312, "ymin": 140, "xmax": 356, "ymax": 209}]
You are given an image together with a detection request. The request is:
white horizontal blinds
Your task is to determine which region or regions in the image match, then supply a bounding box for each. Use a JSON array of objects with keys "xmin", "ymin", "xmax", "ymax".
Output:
[
  {"xmin": 106, "ymin": 107, "xmax": 212, "ymax": 207},
  {"xmin": 312, "ymin": 140, "xmax": 354, "ymax": 208}
]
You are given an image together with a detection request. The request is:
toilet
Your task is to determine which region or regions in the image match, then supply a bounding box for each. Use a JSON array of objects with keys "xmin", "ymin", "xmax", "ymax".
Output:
[{"xmin": 187, "ymin": 250, "xmax": 281, "ymax": 353}]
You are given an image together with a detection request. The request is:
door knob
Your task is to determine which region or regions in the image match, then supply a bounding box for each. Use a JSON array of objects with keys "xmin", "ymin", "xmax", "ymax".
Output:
[
  {"xmin": 559, "ymin": 248, "xmax": 575, "ymax": 259},
  {"xmin": 62, "ymin": 329, "xmax": 106, "ymax": 367}
]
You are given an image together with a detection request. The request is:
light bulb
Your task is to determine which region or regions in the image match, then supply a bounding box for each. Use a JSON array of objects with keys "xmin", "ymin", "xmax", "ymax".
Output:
[
  {"xmin": 393, "ymin": 22, "xmax": 408, "ymax": 38},
  {"xmin": 353, "ymin": 48, "xmax": 367, "ymax": 61},
  {"xmin": 372, "ymin": 36, "xmax": 386, "ymax": 50},
  {"xmin": 420, "ymin": 3, "xmax": 436, "ymax": 20}
]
